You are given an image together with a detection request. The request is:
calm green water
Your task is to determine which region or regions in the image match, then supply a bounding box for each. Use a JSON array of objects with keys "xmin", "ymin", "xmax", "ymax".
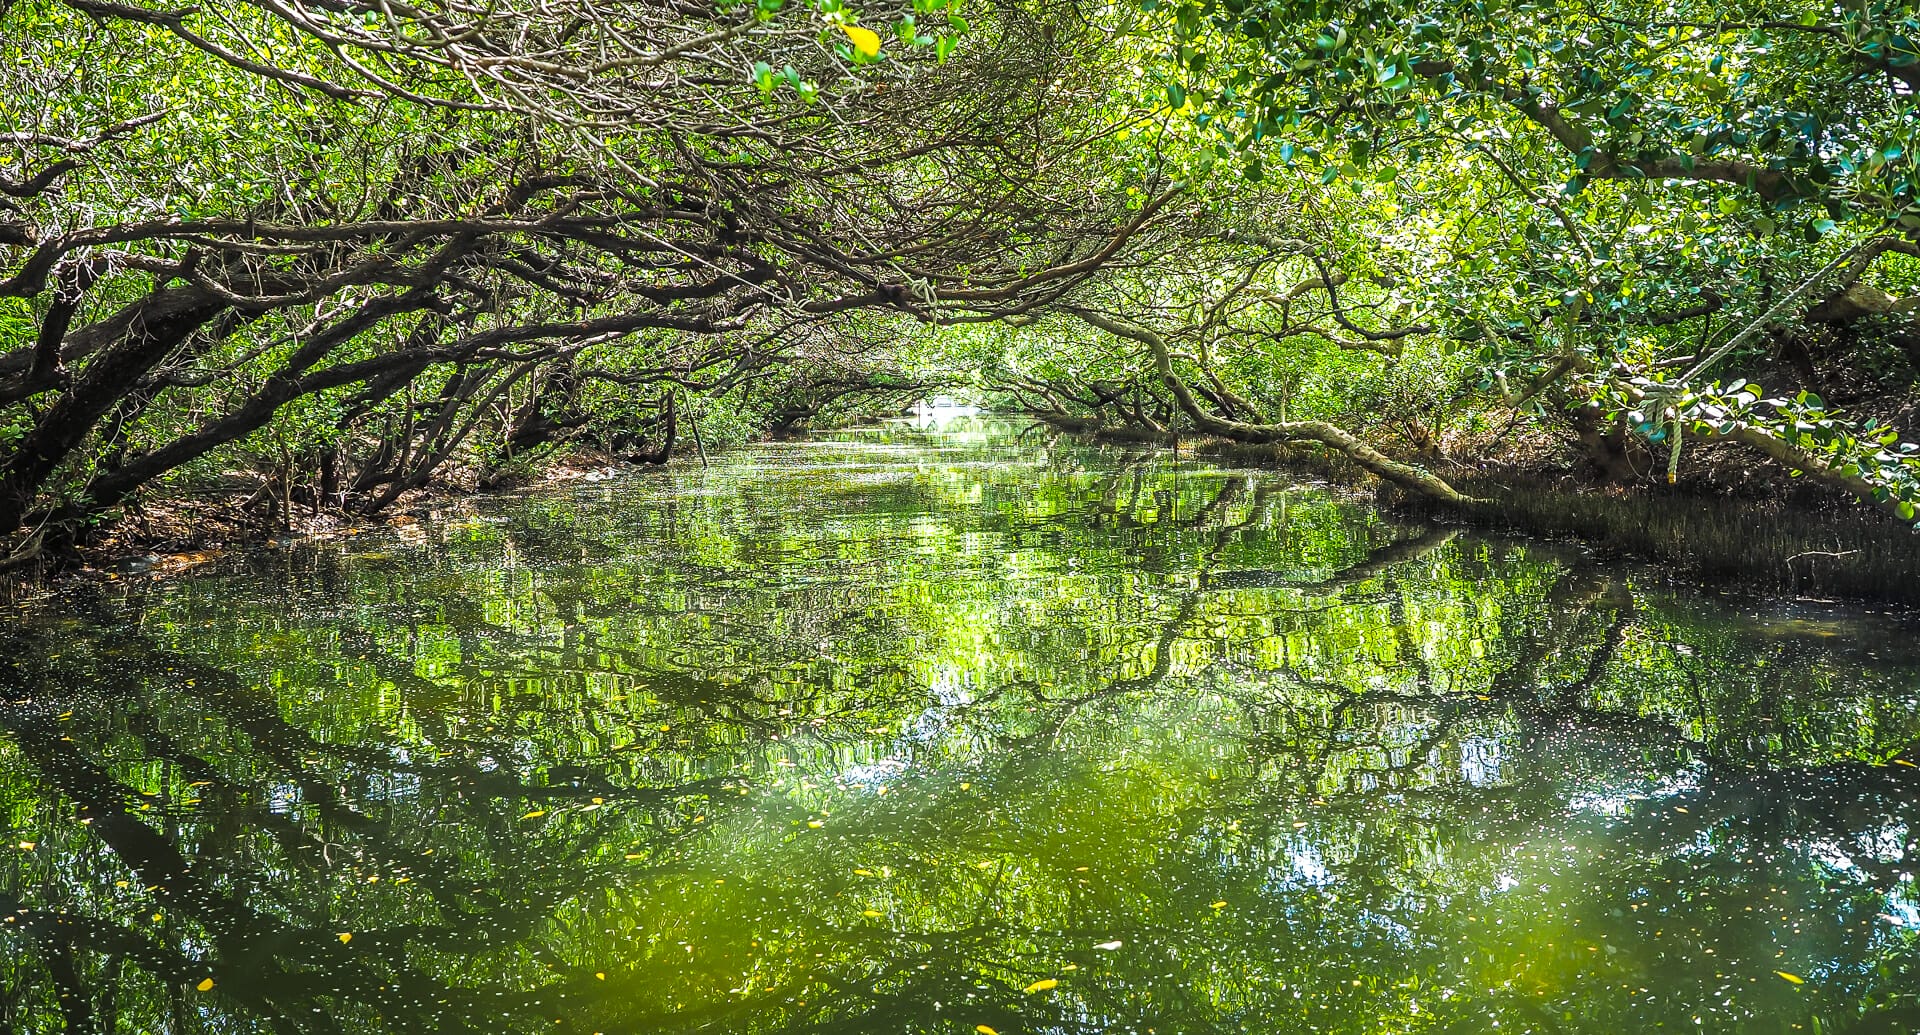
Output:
[{"xmin": 2, "ymin": 421, "xmax": 1919, "ymax": 1034}]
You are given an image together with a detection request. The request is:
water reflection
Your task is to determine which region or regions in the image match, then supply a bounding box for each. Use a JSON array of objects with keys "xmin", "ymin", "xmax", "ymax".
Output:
[{"xmin": 1, "ymin": 420, "xmax": 1917, "ymax": 1033}]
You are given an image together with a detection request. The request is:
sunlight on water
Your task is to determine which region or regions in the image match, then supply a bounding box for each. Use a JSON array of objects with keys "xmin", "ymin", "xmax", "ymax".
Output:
[{"xmin": 1, "ymin": 419, "xmax": 1917, "ymax": 1033}]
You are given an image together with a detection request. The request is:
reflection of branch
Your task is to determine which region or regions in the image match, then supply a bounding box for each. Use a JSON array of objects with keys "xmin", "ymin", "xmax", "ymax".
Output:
[
  {"xmin": 1209, "ymin": 526, "xmax": 1458, "ymax": 593},
  {"xmin": 0, "ymin": 618, "xmax": 755, "ymax": 1033}
]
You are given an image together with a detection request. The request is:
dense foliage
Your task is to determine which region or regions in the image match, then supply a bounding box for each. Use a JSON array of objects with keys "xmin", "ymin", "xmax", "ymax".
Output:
[{"xmin": 3, "ymin": 0, "xmax": 1920, "ymax": 572}]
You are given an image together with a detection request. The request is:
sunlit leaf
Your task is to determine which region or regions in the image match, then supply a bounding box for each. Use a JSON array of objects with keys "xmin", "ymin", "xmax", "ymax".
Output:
[{"xmin": 839, "ymin": 24, "xmax": 882, "ymax": 57}]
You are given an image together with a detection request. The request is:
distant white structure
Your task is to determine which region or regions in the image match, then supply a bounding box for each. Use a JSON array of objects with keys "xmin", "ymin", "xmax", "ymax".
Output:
[{"xmin": 909, "ymin": 396, "xmax": 981, "ymax": 426}]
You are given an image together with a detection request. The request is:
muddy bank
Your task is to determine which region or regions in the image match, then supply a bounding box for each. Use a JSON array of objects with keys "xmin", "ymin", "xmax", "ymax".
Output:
[
  {"xmin": 14, "ymin": 416, "xmax": 1920, "ymax": 609},
  {"xmin": 0, "ymin": 451, "xmax": 646, "ymax": 595},
  {"xmin": 1035, "ymin": 415, "xmax": 1920, "ymax": 607}
]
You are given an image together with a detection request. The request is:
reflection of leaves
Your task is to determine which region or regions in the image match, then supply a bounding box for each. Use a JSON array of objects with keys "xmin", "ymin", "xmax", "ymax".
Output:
[{"xmin": 4, "ymin": 430, "xmax": 1920, "ymax": 1035}]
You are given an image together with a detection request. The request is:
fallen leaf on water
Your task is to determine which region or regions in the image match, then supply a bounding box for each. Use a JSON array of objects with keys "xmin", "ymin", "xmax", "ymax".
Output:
[
  {"xmin": 1775, "ymin": 971, "xmax": 1805, "ymax": 984},
  {"xmin": 807, "ymin": 820, "xmax": 824, "ymax": 829},
  {"xmin": 522, "ymin": 810, "xmax": 547, "ymax": 820},
  {"xmin": 862, "ymin": 910, "xmax": 884, "ymax": 917},
  {"xmin": 854, "ymin": 869, "xmax": 874, "ymax": 876},
  {"xmin": 338, "ymin": 933, "xmax": 352, "ymax": 943},
  {"xmin": 1210, "ymin": 901, "xmax": 1227, "ymax": 909},
  {"xmin": 1896, "ymin": 759, "xmax": 1918, "ymax": 768},
  {"xmin": 1023, "ymin": 978, "xmax": 1058, "ymax": 994},
  {"xmin": 596, "ymin": 972, "xmax": 606, "ymax": 981},
  {"xmin": 196, "ymin": 978, "xmax": 215, "ymax": 992},
  {"xmin": 975, "ymin": 1027, "xmax": 998, "ymax": 1035},
  {"xmin": 1094, "ymin": 940, "xmax": 1123, "ymax": 950}
]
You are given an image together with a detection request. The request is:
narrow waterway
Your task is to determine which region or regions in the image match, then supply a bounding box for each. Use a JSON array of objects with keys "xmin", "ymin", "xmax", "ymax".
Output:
[{"xmin": 2, "ymin": 420, "xmax": 1917, "ymax": 1034}]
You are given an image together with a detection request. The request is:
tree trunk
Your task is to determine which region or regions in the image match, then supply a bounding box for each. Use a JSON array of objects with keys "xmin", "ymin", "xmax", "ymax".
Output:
[{"xmin": 1068, "ymin": 308, "xmax": 1475, "ymax": 504}]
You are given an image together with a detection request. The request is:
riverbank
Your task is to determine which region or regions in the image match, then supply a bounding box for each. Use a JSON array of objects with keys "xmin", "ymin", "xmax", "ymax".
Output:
[
  {"xmin": 0, "ymin": 451, "xmax": 644, "ymax": 595},
  {"xmin": 11, "ymin": 416, "xmax": 1920, "ymax": 608},
  {"xmin": 1043, "ymin": 416, "xmax": 1920, "ymax": 607}
]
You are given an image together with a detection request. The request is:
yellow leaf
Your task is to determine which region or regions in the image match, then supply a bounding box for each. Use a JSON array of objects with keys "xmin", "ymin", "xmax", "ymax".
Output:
[
  {"xmin": 1775, "ymin": 971, "xmax": 1805, "ymax": 984},
  {"xmin": 596, "ymin": 972, "xmax": 606, "ymax": 980},
  {"xmin": 1895, "ymin": 759, "xmax": 1918, "ymax": 768},
  {"xmin": 16, "ymin": 841, "xmax": 33, "ymax": 851},
  {"xmin": 976, "ymin": 1027, "xmax": 998, "ymax": 1035},
  {"xmin": 863, "ymin": 909, "xmax": 884, "ymax": 917},
  {"xmin": 839, "ymin": 23, "xmax": 881, "ymax": 57},
  {"xmin": 338, "ymin": 932, "xmax": 352, "ymax": 943},
  {"xmin": 1209, "ymin": 901, "xmax": 1227, "ymax": 909},
  {"xmin": 1022, "ymin": 978, "xmax": 1058, "ymax": 994},
  {"xmin": 1093, "ymin": 940, "xmax": 1123, "ymax": 950},
  {"xmin": 521, "ymin": 810, "xmax": 547, "ymax": 820},
  {"xmin": 853, "ymin": 868, "xmax": 874, "ymax": 876},
  {"xmin": 807, "ymin": 820, "xmax": 824, "ymax": 828},
  {"xmin": 196, "ymin": 978, "xmax": 215, "ymax": 992}
]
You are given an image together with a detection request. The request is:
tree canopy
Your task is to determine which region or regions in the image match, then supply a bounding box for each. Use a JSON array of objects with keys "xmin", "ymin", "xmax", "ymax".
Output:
[{"xmin": 4, "ymin": 0, "xmax": 1920, "ymax": 570}]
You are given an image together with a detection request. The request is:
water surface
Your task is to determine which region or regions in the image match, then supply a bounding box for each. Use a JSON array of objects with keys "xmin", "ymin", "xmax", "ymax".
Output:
[{"xmin": 2, "ymin": 421, "xmax": 1918, "ymax": 1034}]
